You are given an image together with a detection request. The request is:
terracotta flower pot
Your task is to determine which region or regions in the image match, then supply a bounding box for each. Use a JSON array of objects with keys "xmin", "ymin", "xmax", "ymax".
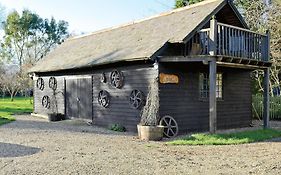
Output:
[{"xmin": 137, "ymin": 125, "xmax": 164, "ymax": 141}]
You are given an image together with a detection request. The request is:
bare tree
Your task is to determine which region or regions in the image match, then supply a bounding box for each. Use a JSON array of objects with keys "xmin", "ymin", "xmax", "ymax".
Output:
[
  {"xmin": 244, "ymin": 0, "xmax": 281, "ymax": 95},
  {"xmin": 0, "ymin": 71, "xmax": 21, "ymax": 101}
]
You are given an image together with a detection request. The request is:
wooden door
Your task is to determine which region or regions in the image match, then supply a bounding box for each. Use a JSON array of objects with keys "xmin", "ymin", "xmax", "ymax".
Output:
[
  {"xmin": 78, "ymin": 78, "xmax": 93, "ymax": 119},
  {"xmin": 66, "ymin": 77, "xmax": 92, "ymax": 119},
  {"xmin": 66, "ymin": 79, "xmax": 79, "ymax": 118}
]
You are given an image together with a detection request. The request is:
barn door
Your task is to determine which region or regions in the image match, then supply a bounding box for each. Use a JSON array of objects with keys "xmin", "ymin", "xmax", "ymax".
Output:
[
  {"xmin": 66, "ymin": 77, "xmax": 92, "ymax": 119},
  {"xmin": 78, "ymin": 78, "xmax": 93, "ymax": 119},
  {"xmin": 66, "ymin": 79, "xmax": 79, "ymax": 118}
]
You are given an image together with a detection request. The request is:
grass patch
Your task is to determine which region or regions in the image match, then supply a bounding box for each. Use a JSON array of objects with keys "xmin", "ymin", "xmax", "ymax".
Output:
[
  {"xmin": 0, "ymin": 97, "xmax": 33, "ymax": 126},
  {"xmin": 167, "ymin": 129, "xmax": 281, "ymax": 145}
]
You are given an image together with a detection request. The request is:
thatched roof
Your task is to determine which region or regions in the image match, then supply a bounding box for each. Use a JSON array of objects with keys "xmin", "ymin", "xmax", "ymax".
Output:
[{"xmin": 30, "ymin": 0, "xmax": 226, "ymax": 73}]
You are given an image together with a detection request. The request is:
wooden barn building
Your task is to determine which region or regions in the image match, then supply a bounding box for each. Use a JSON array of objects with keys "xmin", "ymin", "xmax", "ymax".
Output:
[{"xmin": 29, "ymin": 0, "xmax": 271, "ymax": 137}]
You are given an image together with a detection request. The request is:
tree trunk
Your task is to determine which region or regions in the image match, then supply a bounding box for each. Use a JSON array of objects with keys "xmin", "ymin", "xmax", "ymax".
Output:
[{"xmin": 10, "ymin": 93, "xmax": 14, "ymax": 102}]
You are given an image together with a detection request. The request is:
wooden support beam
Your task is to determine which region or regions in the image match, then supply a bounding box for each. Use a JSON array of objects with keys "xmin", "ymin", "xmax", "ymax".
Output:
[
  {"xmin": 265, "ymin": 31, "xmax": 270, "ymax": 62},
  {"xmin": 209, "ymin": 17, "xmax": 217, "ymax": 56},
  {"xmin": 260, "ymin": 62, "xmax": 266, "ymax": 66},
  {"xmin": 209, "ymin": 60, "xmax": 217, "ymax": 133},
  {"xmin": 263, "ymin": 30, "xmax": 270, "ymax": 128},
  {"xmin": 263, "ymin": 68, "xmax": 270, "ymax": 128},
  {"xmin": 217, "ymin": 62, "xmax": 269, "ymax": 69},
  {"xmin": 236, "ymin": 58, "xmax": 242, "ymax": 64},
  {"xmin": 158, "ymin": 56, "xmax": 215, "ymax": 63},
  {"xmin": 226, "ymin": 57, "xmax": 233, "ymax": 63},
  {"xmin": 217, "ymin": 57, "xmax": 223, "ymax": 62},
  {"xmin": 245, "ymin": 60, "xmax": 251, "ymax": 65}
]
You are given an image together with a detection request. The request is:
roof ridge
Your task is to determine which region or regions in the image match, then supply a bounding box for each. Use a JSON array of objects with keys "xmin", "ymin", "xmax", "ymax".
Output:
[{"xmin": 70, "ymin": 0, "xmax": 222, "ymax": 41}]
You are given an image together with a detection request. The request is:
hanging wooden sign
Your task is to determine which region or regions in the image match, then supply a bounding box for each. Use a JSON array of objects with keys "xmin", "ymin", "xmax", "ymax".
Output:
[{"xmin": 159, "ymin": 73, "xmax": 179, "ymax": 84}]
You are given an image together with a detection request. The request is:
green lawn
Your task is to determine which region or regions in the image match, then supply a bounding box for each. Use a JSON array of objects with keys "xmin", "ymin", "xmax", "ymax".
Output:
[
  {"xmin": 0, "ymin": 97, "xmax": 33, "ymax": 126},
  {"xmin": 167, "ymin": 129, "xmax": 281, "ymax": 145}
]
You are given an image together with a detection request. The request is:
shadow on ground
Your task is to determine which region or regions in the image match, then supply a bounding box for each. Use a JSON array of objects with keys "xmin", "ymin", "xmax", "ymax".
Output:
[{"xmin": 0, "ymin": 142, "xmax": 41, "ymax": 158}]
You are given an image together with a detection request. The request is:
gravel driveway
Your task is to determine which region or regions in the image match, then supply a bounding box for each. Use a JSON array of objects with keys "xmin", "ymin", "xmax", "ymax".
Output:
[{"xmin": 0, "ymin": 115, "xmax": 281, "ymax": 175}]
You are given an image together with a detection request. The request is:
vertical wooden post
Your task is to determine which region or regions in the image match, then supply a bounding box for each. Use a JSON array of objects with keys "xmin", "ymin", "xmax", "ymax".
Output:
[
  {"xmin": 209, "ymin": 17, "xmax": 217, "ymax": 56},
  {"xmin": 263, "ymin": 30, "xmax": 270, "ymax": 128},
  {"xmin": 265, "ymin": 30, "xmax": 270, "ymax": 62},
  {"xmin": 263, "ymin": 68, "xmax": 270, "ymax": 129},
  {"xmin": 209, "ymin": 60, "xmax": 217, "ymax": 133}
]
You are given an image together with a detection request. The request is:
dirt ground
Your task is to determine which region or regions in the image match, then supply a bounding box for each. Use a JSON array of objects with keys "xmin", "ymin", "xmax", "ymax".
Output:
[{"xmin": 0, "ymin": 115, "xmax": 281, "ymax": 175}]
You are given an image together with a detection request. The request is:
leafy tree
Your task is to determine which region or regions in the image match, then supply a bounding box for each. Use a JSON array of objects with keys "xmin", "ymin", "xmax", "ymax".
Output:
[
  {"xmin": 175, "ymin": 0, "xmax": 204, "ymax": 8},
  {"xmin": 0, "ymin": 10, "xmax": 69, "ymax": 70},
  {"xmin": 0, "ymin": 9, "xmax": 69, "ymax": 99}
]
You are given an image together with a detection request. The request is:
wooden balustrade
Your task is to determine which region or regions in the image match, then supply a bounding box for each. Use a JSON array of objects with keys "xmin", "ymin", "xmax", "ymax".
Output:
[{"xmin": 187, "ymin": 20, "xmax": 270, "ymax": 62}]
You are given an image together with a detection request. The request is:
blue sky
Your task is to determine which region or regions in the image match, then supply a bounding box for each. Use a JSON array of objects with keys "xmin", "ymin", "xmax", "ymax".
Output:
[{"xmin": 0, "ymin": 0, "xmax": 175, "ymax": 34}]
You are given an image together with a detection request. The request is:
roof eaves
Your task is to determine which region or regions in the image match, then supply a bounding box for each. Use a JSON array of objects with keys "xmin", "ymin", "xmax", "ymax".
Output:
[{"xmin": 30, "ymin": 57, "xmax": 150, "ymax": 73}]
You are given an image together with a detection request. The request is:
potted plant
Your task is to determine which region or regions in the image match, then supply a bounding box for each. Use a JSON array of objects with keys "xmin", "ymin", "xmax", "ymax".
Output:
[{"xmin": 137, "ymin": 78, "xmax": 164, "ymax": 141}]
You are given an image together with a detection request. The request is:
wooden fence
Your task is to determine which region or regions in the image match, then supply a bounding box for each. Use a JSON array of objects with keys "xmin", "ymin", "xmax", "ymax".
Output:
[{"xmin": 252, "ymin": 95, "xmax": 281, "ymax": 120}]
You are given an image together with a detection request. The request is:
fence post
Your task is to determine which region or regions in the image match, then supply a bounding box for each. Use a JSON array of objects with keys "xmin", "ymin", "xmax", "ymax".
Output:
[{"xmin": 209, "ymin": 16, "xmax": 217, "ymax": 56}]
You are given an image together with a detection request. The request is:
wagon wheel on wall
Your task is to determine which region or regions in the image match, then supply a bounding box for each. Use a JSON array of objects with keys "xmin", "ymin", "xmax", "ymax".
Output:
[
  {"xmin": 100, "ymin": 73, "xmax": 106, "ymax": 83},
  {"xmin": 129, "ymin": 89, "xmax": 145, "ymax": 109},
  {"xmin": 49, "ymin": 77, "xmax": 57, "ymax": 90},
  {"xmin": 98, "ymin": 90, "xmax": 110, "ymax": 108},
  {"xmin": 36, "ymin": 78, "xmax": 44, "ymax": 91},
  {"xmin": 159, "ymin": 115, "xmax": 178, "ymax": 138},
  {"xmin": 110, "ymin": 70, "xmax": 123, "ymax": 88},
  {"xmin": 42, "ymin": 95, "xmax": 50, "ymax": 109}
]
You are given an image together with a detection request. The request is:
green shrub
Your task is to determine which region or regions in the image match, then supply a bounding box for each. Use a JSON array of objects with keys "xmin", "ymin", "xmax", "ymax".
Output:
[{"xmin": 109, "ymin": 124, "xmax": 126, "ymax": 132}]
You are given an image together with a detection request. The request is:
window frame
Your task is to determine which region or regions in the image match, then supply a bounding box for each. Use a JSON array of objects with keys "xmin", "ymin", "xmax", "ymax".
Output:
[{"xmin": 199, "ymin": 72, "xmax": 224, "ymax": 100}]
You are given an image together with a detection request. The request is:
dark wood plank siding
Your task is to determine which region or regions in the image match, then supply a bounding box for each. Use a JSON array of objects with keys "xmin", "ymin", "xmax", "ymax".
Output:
[
  {"xmin": 216, "ymin": 4, "xmax": 245, "ymax": 28},
  {"xmin": 33, "ymin": 63, "xmax": 157, "ymax": 132},
  {"xmin": 92, "ymin": 65, "xmax": 158, "ymax": 132},
  {"xmin": 159, "ymin": 63, "xmax": 252, "ymax": 133},
  {"xmin": 34, "ymin": 76, "xmax": 65, "ymax": 115},
  {"xmin": 217, "ymin": 69, "xmax": 252, "ymax": 129}
]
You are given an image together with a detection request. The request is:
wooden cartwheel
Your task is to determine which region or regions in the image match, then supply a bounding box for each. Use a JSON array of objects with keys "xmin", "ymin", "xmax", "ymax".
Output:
[{"xmin": 159, "ymin": 115, "xmax": 178, "ymax": 138}]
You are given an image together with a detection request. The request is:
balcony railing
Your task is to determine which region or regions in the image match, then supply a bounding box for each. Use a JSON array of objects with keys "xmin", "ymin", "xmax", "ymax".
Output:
[{"xmin": 187, "ymin": 19, "xmax": 270, "ymax": 62}]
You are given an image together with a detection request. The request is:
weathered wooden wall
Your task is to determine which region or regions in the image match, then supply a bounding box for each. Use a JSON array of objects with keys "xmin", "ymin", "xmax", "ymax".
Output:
[
  {"xmin": 34, "ymin": 63, "xmax": 157, "ymax": 132},
  {"xmin": 159, "ymin": 62, "xmax": 252, "ymax": 133},
  {"xmin": 92, "ymin": 64, "xmax": 158, "ymax": 131},
  {"xmin": 34, "ymin": 61, "xmax": 252, "ymax": 133},
  {"xmin": 33, "ymin": 76, "xmax": 65, "ymax": 115}
]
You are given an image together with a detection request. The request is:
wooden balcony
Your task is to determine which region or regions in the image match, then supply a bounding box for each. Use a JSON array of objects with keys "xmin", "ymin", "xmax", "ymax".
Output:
[{"xmin": 186, "ymin": 19, "xmax": 270, "ymax": 64}]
